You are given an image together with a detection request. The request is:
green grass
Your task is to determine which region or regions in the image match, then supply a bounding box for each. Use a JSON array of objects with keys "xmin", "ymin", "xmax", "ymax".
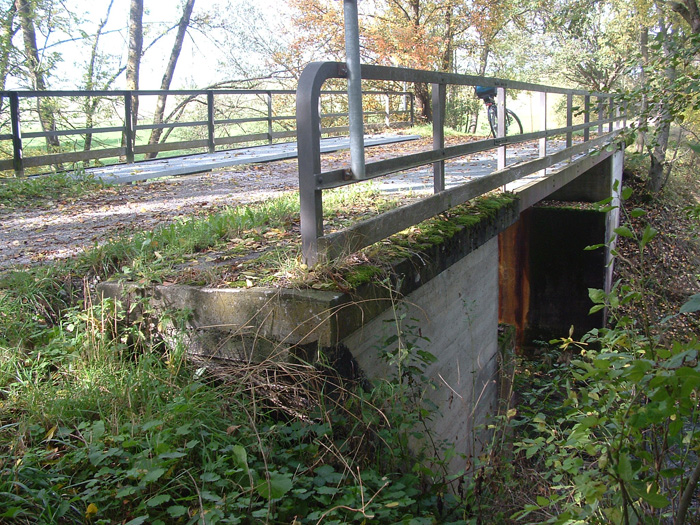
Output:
[
  {"xmin": 0, "ymin": 181, "xmax": 522, "ymax": 523},
  {"xmin": 0, "ymin": 171, "xmax": 108, "ymax": 209},
  {"xmin": 0, "ymin": 190, "xmax": 470, "ymax": 522}
]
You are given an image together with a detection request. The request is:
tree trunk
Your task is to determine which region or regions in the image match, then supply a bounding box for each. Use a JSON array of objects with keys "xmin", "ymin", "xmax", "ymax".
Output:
[
  {"xmin": 84, "ymin": 0, "xmax": 115, "ymax": 156},
  {"xmin": 648, "ymin": 117, "xmax": 670, "ymax": 192},
  {"xmin": 671, "ymin": 0, "xmax": 700, "ymax": 33},
  {"xmin": 15, "ymin": 0, "xmax": 59, "ymax": 152},
  {"xmin": 415, "ymin": 82, "xmax": 432, "ymax": 122},
  {"xmin": 145, "ymin": 0, "xmax": 195, "ymax": 159},
  {"xmin": 0, "ymin": 2, "xmax": 17, "ymax": 94},
  {"xmin": 647, "ymin": 12, "xmax": 675, "ymax": 192},
  {"xmin": 126, "ymin": 0, "xmax": 143, "ymax": 143},
  {"xmin": 635, "ymin": 27, "xmax": 649, "ymax": 154},
  {"xmin": 441, "ymin": 5, "xmax": 453, "ymax": 73}
]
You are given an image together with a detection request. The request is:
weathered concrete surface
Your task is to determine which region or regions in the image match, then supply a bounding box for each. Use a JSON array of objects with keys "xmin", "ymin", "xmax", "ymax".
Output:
[
  {"xmin": 97, "ymin": 197, "xmax": 519, "ymax": 478},
  {"xmin": 343, "ymin": 237, "xmax": 502, "ymax": 475},
  {"xmin": 95, "ymin": 145, "xmax": 622, "ymax": 477},
  {"xmin": 98, "ymin": 197, "xmax": 520, "ymax": 363}
]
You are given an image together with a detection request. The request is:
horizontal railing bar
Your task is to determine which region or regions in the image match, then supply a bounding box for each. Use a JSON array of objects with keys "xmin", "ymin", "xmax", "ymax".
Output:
[
  {"xmin": 214, "ymin": 117, "xmax": 267, "ymax": 125},
  {"xmin": 22, "ymin": 125, "xmax": 123, "ymax": 139},
  {"xmin": 215, "ymin": 133, "xmax": 270, "ymax": 146},
  {"xmin": 322, "ymin": 110, "xmax": 407, "ymax": 119},
  {"xmin": 358, "ymin": 63, "xmax": 613, "ymax": 98},
  {"xmin": 134, "ymin": 139, "xmax": 208, "ymax": 154},
  {"xmin": 316, "ymin": 126, "xmax": 619, "ymax": 192},
  {"xmin": 17, "ymin": 146, "xmax": 126, "ymax": 168},
  {"xmin": 0, "ymin": 89, "xmax": 298, "ymax": 98},
  {"xmin": 317, "ymin": 139, "xmax": 497, "ymax": 190},
  {"xmin": 136, "ymin": 120, "xmax": 207, "ymax": 131},
  {"xmin": 0, "ymin": 88, "xmax": 411, "ymax": 99},
  {"xmin": 320, "ymin": 125, "xmax": 350, "ymax": 135},
  {"xmin": 319, "ymin": 90, "xmax": 412, "ymax": 96},
  {"xmin": 317, "ymin": 133, "xmax": 620, "ymax": 260},
  {"xmin": 272, "ymin": 130, "xmax": 297, "ymax": 139}
]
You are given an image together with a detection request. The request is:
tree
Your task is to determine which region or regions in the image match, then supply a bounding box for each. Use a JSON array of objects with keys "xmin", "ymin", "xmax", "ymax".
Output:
[
  {"xmin": 126, "ymin": 0, "xmax": 142, "ymax": 135},
  {"xmin": 82, "ymin": 0, "xmax": 125, "ymax": 155},
  {"xmin": 0, "ymin": 0, "xmax": 17, "ymax": 93},
  {"xmin": 278, "ymin": 0, "xmax": 470, "ymax": 121},
  {"xmin": 624, "ymin": 0, "xmax": 700, "ymax": 191},
  {"xmin": 671, "ymin": 0, "xmax": 700, "ymax": 32},
  {"xmin": 145, "ymin": 0, "xmax": 195, "ymax": 158},
  {"xmin": 539, "ymin": 0, "xmax": 640, "ymax": 91},
  {"xmin": 15, "ymin": 0, "xmax": 59, "ymax": 150}
]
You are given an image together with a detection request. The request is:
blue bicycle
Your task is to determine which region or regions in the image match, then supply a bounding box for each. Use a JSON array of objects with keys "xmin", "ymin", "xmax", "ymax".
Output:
[{"xmin": 475, "ymin": 86, "xmax": 523, "ymax": 138}]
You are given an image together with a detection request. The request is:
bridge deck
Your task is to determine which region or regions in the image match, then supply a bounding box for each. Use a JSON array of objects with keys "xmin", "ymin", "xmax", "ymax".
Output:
[{"xmin": 86, "ymin": 134, "xmax": 422, "ymax": 184}]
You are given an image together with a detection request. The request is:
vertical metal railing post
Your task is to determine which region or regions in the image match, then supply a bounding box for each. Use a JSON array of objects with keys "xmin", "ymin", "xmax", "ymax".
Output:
[
  {"xmin": 609, "ymin": 98, "xmax": 614, "ymax": 132},
  {"xmin": 124, "ymin": 92, "xmax": 135, "ymax": 164},
  {"xmin": 584, "ymin": 95, "xmax": 590, "ymax": 142},
  {"xmin": 432, "ymin": 82, "xmax": 445, "ymax": 193},
  {"xmin": 410, "ymin": 93, "xmax": 415, "ymax": 127},
  {"xmin": 297, "ymin": 63, "xmax": 334, "ymax": 265},
  {"xmin": 343, "ymin": 0, "xmax": 365, "ymax": 179},
  {"xmin": 566, "ymin": 92, "xmax": 573, "ymax": 148},
  {"xmin": 207, "ymin": 91, "xmax": 215, "ymax": 153},
  {"xmin": 539, "ymin": 91, "xmax": 547, "ymax": 176},
  {"xmin": 497, "ymin": 86, "xmax": 506, "ymax": 171},
  {"xmin": 267, "ymin": 91, "xmax": 273, "ymax": 144},
  {"xmin": 597, "ymin": 98, "xmax": 604, "ymax": 135},
  {"xmin": 10, "ymin": 92, "xmax": 24, "ymax": 177}
]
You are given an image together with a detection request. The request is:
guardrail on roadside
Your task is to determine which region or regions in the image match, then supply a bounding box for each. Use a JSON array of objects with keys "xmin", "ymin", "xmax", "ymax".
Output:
[
  {"xmin": 296, "ymin": 62, "xmax": 626, "ymax": 264},
  {"xmin": 0, "ymin": 87, "xmax": 414, "ymax": 177}
]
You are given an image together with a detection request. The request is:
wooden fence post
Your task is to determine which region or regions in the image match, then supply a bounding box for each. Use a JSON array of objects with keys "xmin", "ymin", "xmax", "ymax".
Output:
[
  {"xmin": 267, "ymin": 92, "xmax": 273, "ymax": 144},
  {"xmin": 566, "ymin": 92, "xmax": 573, "ymax": 148},
  {"xmin": 10, "ymin": 92, "xmax": 24, "ymax": 177},
  {"xmin": 124, "ymin": 93, "xmax": 135, "ymax": 164},
  {"xmin": 584, "ymin": 95, "xmax": 590, "ymax": 142},
  {"xmin": 207, "ymin": 91, "xmax": 215, "ymax": 153}
]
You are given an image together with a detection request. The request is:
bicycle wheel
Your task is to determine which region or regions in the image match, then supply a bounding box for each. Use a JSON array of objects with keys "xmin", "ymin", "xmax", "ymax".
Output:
[
  {"xmin": 505, "ymin": 109, "xmax": 523, "ymax": 136},
  {"xmin": 487, "ymin": 104, "xmax": 498, "ymax": 137}
]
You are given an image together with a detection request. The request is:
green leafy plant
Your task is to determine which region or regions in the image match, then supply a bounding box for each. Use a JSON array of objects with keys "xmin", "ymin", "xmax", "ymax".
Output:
[{"xmin": 508, "ymin": 184, "xmax": 700, "ymax": 525}]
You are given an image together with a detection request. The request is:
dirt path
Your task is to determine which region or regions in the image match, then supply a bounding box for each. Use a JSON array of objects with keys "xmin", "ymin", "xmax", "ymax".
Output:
[
  {"xmin": 0, "ymin": 160, "xmax": 301, "ymax": 270},
  {"xmin": 1, "ymin": 138, "xmax": 442, "ymax": 270}
]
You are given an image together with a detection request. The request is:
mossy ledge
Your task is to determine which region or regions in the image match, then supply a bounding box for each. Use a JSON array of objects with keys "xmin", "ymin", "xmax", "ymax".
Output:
[{"xmin": 98, "ymin": 193, "xmax": 520, "ymax": 360}]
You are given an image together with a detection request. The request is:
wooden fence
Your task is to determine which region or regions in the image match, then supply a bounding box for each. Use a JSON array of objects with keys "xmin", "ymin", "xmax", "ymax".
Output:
[{"xmin": 0, "ymin": 88, "xmax": 414, "ymax": 177}]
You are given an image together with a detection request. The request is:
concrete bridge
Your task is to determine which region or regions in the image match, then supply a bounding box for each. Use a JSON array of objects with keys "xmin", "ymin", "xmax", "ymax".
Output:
[{"xmin": 98, "ymin": 60, "xmax": 626, "ymax": 476}]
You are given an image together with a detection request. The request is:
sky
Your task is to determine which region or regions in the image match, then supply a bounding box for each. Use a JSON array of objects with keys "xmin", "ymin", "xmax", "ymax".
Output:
[{"xmin": 30, "ymin": 0, "xmax": 289, "ymax": 91}]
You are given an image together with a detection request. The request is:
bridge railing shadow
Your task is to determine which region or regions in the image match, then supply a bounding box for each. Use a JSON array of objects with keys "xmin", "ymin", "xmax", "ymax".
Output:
[
  {"xmin": 297, "ymin": 62, "xmax": 627, "ymax": 264},
  {"xmin": 0, "ymin": 87, "xmax": 414, "ymax": 177}
]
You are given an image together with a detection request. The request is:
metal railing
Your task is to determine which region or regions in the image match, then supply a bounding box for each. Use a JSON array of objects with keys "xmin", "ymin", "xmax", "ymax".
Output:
[
  {"xmin": 0, "ymin": 87, "xmax": 414, "ymax": 177},
  {"xmin": 296, "ymin": 62, "xmax": 626, "ymax": 264}
]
